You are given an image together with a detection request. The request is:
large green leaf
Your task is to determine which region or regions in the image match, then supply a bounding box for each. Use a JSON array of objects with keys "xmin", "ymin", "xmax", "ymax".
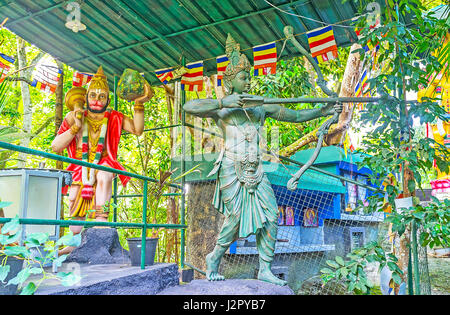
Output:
[
  {"xmin": 0, "ymin": 215, "xmax": 21, "ymax": 235},
  {"xmin": 3, "ymin": 246, "xmax": 29, "ymax": 258},
  {"xmin": 0, "ymin": 264, "xmax": 10, "ymax": 283},
  {"xmin": 7, "ymin": 268, "xmax": 31, "ymax": 286},
  {"xmin": 0, "ymin": 201, "xmax": 12, "ymax": 208},
  {"xmin": 20, "ymin": 282, "xmax": 37, "ymax": 295},
  {"xmin": 0, "ymin": 126, "xmax": 28, "ymax": 143}
]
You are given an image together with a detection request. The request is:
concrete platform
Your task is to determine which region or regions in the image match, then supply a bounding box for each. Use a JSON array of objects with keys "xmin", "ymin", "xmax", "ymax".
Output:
[
  {"xmin": 158, "ymin": 279, "xmax": 295, "ymax": 295},
  {"xmin": 27, "ymin": 263, "xmax": 179, "ymax": 295}
]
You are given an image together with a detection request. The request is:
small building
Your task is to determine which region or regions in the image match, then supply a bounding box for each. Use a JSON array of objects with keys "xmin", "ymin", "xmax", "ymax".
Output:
[{"xmin": 172, "ymin": 146, "xmax": 384, "ymax": 289}]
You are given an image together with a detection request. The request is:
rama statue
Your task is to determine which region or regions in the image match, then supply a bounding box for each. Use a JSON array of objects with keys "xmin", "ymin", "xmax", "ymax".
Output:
[
  {"xmin": 52, "ymin": 65, "xmax": 153, "ymax": 254},
  {"xmin": 183, "ymin": 34, "xmax": 342, "ymax": 286}
]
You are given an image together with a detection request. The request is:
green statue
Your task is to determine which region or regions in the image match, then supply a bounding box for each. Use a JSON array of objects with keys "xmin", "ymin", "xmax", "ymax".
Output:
[{"xmin": 183, "ymin": 34, "xmax": 342, "ymax": 286}]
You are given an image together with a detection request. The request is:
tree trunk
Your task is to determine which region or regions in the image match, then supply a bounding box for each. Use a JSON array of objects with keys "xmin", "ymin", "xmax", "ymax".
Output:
[
  {"xmin": 16, "ymin": 38, "xmax": 32, "ymax": 167},
  {"xmin": 325, "ymin": 43, "xmax": 363, "ymax": 145},
  {"xmin": 54, "ymin": 60, "xmax": 64, "ymax": 170},
  {"xmin": 54, "ymin": 60, "xmax": 65, "ymax": 237}
]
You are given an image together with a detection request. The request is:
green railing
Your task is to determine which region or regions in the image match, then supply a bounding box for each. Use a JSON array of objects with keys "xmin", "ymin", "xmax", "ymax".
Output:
[{"xmin": 0, "ymin": 140, "xmax": 187, "ymax": 270}]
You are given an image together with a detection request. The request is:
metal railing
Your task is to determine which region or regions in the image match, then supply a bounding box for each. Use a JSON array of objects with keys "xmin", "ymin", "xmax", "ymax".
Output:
[{"xmin": 0, "ymin": 140, "xmax": 187, "ymax": 270}]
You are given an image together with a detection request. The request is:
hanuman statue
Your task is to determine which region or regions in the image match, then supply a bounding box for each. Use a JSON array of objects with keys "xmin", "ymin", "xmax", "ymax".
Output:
[
  {"xmin": 183, "ymin": 34, "xmax": 342, "ymax": 286},
  {"xmin": 52, "ymin": 66, "xmax": 153, "ymax": 254}
]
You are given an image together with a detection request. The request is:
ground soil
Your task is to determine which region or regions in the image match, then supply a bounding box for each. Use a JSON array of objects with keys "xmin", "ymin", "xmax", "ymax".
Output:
[{"xmin": 428, "ymin": 257, "xmax": 450, "ymax": 295}]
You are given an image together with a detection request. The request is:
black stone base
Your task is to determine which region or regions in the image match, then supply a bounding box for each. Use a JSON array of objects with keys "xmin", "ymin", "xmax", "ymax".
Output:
[
  {"xmin": 157, "ymin": 279, "xmax": 295, "ymax": 295},
  {"xmin": 65, "ymin": 227, "xmax": 130, "ymax": 265},
  {"xmin": 30, "ymin": 263, "xmax": 179, "ymax": 295},
  {"xmin": 181, "ymin": 268, "xmax": 194, "ymax": 283}
]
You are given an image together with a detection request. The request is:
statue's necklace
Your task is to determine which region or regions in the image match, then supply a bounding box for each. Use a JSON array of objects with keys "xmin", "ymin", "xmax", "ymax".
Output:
[{"xmin": 81, "ymin": 110, "xmax": 109, "ymax": 187}]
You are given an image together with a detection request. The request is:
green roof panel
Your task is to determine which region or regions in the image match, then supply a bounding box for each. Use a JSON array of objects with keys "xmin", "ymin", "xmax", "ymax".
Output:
[{"xmin": 0, "ymin": 0, "xmax": 385, "ymax": 89}]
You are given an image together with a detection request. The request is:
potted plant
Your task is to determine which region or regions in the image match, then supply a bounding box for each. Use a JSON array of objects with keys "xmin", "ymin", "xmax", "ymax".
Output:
[{"xmin": 126, "ymin": 166, "xmax": 200, "ymax": 267}]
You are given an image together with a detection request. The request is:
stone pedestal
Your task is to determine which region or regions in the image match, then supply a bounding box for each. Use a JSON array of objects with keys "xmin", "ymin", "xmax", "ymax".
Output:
[
  {"xmin": 157, "ymin": 279, "xmax": 295, "ymax": 295},
  {"xmin": 66, "ymin": 227, "xmax": 130, "ymax": 265},
  {"xmin": 29, "ymin": 263, "xmax": 179, "ymax": 295}
]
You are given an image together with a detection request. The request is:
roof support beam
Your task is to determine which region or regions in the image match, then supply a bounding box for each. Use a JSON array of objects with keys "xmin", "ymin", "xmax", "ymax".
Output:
[
  {"xmin": 111, "ymin": 0, "xmax": 182, "ymax": 62},
  {"xmin": 6, "ymin": 1, "xmax": 67, "ymax": 26},
  {"xmin": 66, "ymin": 0, "xmax": 310, "ymax": 65}
]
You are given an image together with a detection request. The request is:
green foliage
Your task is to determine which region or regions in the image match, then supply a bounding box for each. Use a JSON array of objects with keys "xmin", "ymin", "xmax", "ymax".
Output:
[
  {"xmin": 321, "ymin": 241, "xmax": 402, "ymax": 295},
  {"xmin": 320, "ymin": 0, "xmax": 450, "ymax": 294},
  {"xmin": 0, "ymin": 215, "xmax": 82, "ymax": 295},
  {"xmin": 252, "ymin": 56, "xmax": 343, "ymax": 149},
  {"xmin": 385, "ymin": 197, "xmax": 450, "ymax": 248}
]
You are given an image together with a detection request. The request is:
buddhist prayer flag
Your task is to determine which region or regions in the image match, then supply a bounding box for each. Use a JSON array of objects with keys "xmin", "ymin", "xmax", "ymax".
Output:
[
  {"xmin": 355, "ymin": 18, "xmax": 381, "ymax": 53},
  {"xmin": 0, "ymin": 53, "xmax": 15, "ymax": 83},
  {"xmin": 181, "ymin": 61, "xmax": 203, "ymax": 92},
  {"xmin": 73, "ymin": 71, "xmax": 93, "ymax": 87},
  {"xmin": 355, "ymin": 69, "xmax": 370, "ymax": 110},
  {"xmin": 307, "ymin": 26, "xmax": 338, "ymax": 63},
  {"xmin": 216, "ymin": 55, "xmax": 229, "ymax": 86},
  {"xmin": 155, "ymin": 67, "xmax": 174, "ymax": 85},
  {"xmin": 31, "ymin": 65, "xmax": 62, "ymax": 93},
  {"xmin": 343, "ymin": 132, "xmax": 355, "ymax": 157},
  {"xmin": 31, "ymin": 80, "xmax": 55, "ymax": 93},
  {"xmin": 253, "ymin": 41, "xmax": 277, "ymax": 76}
]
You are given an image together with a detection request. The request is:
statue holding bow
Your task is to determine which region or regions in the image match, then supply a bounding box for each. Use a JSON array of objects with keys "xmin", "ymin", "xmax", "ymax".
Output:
[{"xmin": 183, "ymin": 34, "xmax": 342, "ymax": 285}]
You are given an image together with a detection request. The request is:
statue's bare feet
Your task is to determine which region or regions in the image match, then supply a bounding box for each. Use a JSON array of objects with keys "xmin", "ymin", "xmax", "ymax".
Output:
[
  {"xmin": 258, "ymin": 268, "xmax": 287, "ymax": 286},
  {"xmin": 206, "ymin": 252, "xmax": 225, "ymax": 281}
]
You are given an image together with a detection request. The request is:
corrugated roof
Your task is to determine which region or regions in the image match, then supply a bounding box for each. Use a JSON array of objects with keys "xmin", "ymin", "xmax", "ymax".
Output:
[{"xmin": 0, "ymin": 0, "xmax": 381, "ymax": 87}]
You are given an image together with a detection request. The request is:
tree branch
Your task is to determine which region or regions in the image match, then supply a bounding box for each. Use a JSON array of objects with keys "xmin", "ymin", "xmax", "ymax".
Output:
[
  {"xmin": 30, "ymin": 115, "xmax": 55, "ymax": 140},
  {"xmin": 4, "ymin": 76, "xmax": 34, "ymax": 86}
]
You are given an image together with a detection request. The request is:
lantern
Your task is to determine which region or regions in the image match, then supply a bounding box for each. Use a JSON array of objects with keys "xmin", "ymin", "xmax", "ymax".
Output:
[{"xmin": 0, "ymin": 169, "xmax": 71, "ymax": 241}]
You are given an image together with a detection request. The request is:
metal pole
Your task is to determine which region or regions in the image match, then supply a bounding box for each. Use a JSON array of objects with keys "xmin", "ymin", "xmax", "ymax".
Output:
[
  {"xmin": 0, "ymin": 141, "xmax": 181, "ymax": 189},
  {"xmin": 408, "ymin": 247, "xmax": 414, "ymax": 295},
  {"xmin": 411, "ymin": 220, "xmax": 421, "ymax": 295},
  {"xmin": 180, "ymin": 56, "xmax": 186, "ymax": 269},
  {"xmin": 141, "ymin": 180, "xmax": 148, "ymax": 269},
  {"xmin": 0, "ymin": 217, "xmax": 187, "ymax": 229},
  {"xmin": 113, "ymin": 75, "xmax": 119, "ymax": 223}
]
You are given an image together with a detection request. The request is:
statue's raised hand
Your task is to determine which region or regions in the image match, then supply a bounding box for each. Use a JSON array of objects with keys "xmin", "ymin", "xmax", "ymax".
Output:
[
  {"xmin": 221, "ymin": 94, "xmax": 246, "ymax": 108},
  {"xmin": 73, "ymin": 108, "xmax": 84, "ymax": 129},
  {"xmin": 134, "ymin": 82, "xmax": 154, "ymax": 105},
  {"xmin": 320, "ymin": 101, "xmax": 343, "ymax": 116}
]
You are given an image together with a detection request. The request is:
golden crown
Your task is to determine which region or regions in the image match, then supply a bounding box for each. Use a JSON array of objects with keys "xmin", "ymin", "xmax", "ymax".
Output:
[{"xmin": 87, "ymin": 65, "xmax": 109, "ymax": 92}]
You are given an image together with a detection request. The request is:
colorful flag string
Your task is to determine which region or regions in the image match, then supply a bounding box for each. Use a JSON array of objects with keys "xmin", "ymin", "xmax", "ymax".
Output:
[
  {"xmin": 181, "ymin": 61, "xmax": 204, "ymax": 92},
  {"xmin": 73, "ymin": 71, "xmax": 93, "ymax": 87},
  {"xmin": 216, "ymin": 55, "xmax": 229, "ymax": 86},
  {"xmin": 306, "ymin": 25, "xmax": 338, "ymax": 64},
  {"xmin": 0, "ymin": 53, "xmax": 15, "ymax": 83},
  {"xmin": 253, "ymin": 41, "xmax": 277, "ymax": 76}
]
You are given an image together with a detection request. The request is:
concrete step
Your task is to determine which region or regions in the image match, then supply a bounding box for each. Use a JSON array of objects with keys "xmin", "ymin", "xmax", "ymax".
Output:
[{"xmin": 27, "ymin": 263, "xmax": 179, "ymax": 295}]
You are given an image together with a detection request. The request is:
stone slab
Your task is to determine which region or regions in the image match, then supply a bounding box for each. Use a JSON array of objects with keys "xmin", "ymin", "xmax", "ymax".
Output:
[
  {"xmin": 157, "ymin": 279, "xmax": 295, "ymax": 295},
  {"xmin": 29, "ymin": 263, "xmax": 179, "ymax": 295}
]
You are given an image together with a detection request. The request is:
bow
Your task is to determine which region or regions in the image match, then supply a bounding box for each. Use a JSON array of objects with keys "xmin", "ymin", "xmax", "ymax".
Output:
[{"xmin": 283, "ymin": 25, "xmax": 340, "ymax": 191}]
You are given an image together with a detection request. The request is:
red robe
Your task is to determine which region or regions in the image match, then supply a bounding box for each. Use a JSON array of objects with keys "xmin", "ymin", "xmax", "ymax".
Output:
[{"xmin": 57, "ymin": 110, "xmax": 130, "ymax": 194}]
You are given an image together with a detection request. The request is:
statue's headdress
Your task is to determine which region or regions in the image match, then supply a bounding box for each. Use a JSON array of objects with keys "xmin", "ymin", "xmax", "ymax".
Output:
[
  {"xmin": 223, "ymin": 34, "xmax": 251, "ymax": 81},
  {"xmin": 87, "ymin": 65, "xmax": 109, "ymax": 93}
]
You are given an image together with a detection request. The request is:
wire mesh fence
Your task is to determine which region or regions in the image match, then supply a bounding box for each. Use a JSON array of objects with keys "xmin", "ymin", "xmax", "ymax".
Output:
[{"xmin": 175, "ymin": 120, "xmax": 432, "ymax": 295}]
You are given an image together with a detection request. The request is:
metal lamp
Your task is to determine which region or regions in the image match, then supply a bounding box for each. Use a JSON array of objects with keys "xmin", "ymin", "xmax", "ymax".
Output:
[{"xmin": 0, "ymin": 169, "xmax": 71, "ymax": 241}]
